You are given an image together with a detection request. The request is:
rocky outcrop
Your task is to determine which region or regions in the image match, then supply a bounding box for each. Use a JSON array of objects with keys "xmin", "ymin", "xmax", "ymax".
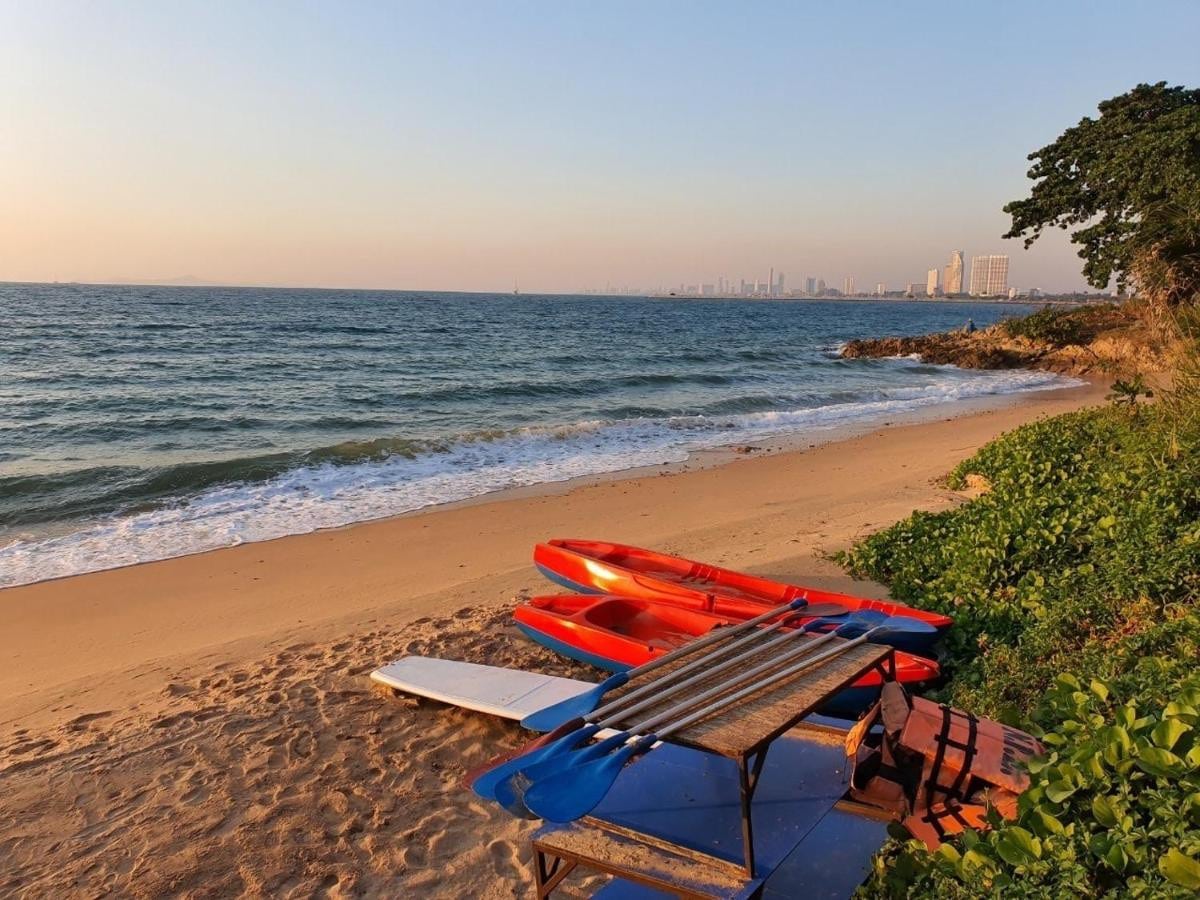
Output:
[
  {"xmin": 841, "ymin": 309, "xmax": 1172, "ymax": 378},
  {"xmin": 841, "ymin": 332, "xmax": 1036, "ymax": 370}
]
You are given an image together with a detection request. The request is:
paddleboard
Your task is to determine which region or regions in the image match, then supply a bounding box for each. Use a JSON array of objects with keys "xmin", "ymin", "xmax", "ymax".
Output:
[{"xmin": 370, "ymin": 656, "xmax": 594, "ymax": 720}]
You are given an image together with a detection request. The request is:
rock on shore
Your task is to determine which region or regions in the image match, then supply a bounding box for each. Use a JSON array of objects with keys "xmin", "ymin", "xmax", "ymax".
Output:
[{"xmin": 840, "ymin": 305, "xmax": 1170, "ymax": 378}]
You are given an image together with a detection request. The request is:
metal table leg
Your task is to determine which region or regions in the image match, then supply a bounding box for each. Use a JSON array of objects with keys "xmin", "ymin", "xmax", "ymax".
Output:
[{"xmin": 737, "ymin": 745, "xmax": 771, "ymax": 878}]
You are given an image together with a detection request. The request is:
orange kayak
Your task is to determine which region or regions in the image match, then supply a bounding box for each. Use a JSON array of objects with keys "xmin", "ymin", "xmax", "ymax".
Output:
[{"xmin": 533, "ymin": 538, "xmax": 951, "ymax": 653}]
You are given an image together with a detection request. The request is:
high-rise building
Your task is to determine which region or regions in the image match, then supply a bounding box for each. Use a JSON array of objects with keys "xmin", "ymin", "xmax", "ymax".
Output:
[
  {"xmin": 768, "ymin": 268, "xmax": 774, "ymax": 297},
  {"xmin": 776, "ymin": 271, "xmax": 785, "ymax": 294},
  {"xmin": 943, "ymin": 250, "xmax": 964, "ymax": 295},
  {"xmin": 926, "ymin": 267, "xmax": 941, "ymax": 297},
  {"xmin": 816, "ymin": 278, "xmax": 826, "ymax": 295},
  {"xmin": 875, "ymin": 282, "xmax": 886, "ymax": 296},
  {"xmin": 969, "ymin": 255, "xmax": 1009, "ymax": 297},
  {"xmin": 843, "ymin": 276, "xmax": 855, "ymax": 296},
  {"xmin": 805, "ymin": 277, "xmax": 817, "ymax": 295}
]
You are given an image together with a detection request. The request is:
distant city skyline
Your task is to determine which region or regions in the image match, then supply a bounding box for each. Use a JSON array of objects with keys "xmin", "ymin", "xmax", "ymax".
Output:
[
  {"xmin": 4, "ymin": 3, "xmax": 1198, "ymax": 293},
  {"xmin": 580, "ymin": 246, "xmax": 1033, "ymax": 299}
]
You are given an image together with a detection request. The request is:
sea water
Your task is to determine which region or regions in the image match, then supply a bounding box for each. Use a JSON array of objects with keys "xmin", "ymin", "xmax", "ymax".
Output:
[{"xmin": 0, "ymin": 284, "xmax": 1075, "ymax": 587}]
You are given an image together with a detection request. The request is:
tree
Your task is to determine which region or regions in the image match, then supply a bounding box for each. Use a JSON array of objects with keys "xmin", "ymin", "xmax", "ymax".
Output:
[{"xmin": 1004, "ymin": 82, "xmax": 1200, "ymax": 292}]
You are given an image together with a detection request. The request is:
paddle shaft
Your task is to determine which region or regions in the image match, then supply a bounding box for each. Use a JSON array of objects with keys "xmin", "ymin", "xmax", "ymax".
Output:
[
  {"xmin": 620, "ymin": 596, "xmax": 806, "ymax": 681},
  {"xmin": 650, "ymin": 627, "xmax": 882, "ymax": 739},
  {"xmin": 589, "ymin": 615, "xmax": 800, "ymax": 721},
  {"xmin": 592, "ymin": 621, "xmax": 840, "ymax": 726},
  {"xmin": 615, "ymin": 628, "xmax": 850, "ymax": 739}
]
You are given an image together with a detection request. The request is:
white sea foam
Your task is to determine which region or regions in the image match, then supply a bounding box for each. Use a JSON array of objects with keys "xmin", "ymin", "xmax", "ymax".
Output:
[{"xmin": 0, "ymin": 366, "xmax": 1080, "ymax": 587}]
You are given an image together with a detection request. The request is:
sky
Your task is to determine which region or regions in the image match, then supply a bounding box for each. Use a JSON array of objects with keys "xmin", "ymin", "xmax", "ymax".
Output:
[{"xmin": 2, "ymin": 1, "xmax": 1199, "ymax": 295}]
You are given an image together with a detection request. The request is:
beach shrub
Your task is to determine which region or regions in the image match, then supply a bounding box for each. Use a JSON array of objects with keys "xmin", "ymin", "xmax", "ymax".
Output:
[
  {"xmin": 1000, "ymin": 304, "xmax": 1127, "ymax": 347},
  {"xmin": 1001, "ymin": 307, "xmax": 1090, "ymax": 346},
  {"xmin": 840, "ymin": 318, "xmax": 1200, "ymax": 896},
  {"xmin": 839, "ymin": 402, "xmax": 1200, "ymax": 718}
]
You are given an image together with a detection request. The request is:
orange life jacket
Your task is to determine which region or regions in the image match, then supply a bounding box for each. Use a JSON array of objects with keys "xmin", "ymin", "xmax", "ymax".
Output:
[{"xmin": 845, "ymin": 682, "xmax": 1043, "ymax": 849}]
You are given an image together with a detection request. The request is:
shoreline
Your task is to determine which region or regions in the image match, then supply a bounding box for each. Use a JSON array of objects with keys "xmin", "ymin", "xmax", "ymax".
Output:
[
  {"xmin": 0, "ymin": 378, "xmax": 1108, "ymax": 897},
  {"xmin": 0, "ymin": 379, "xmax": 1104, "ymax": 731},
  {"xmin": 1, "ymin": 369, "xmax": 1080, "ymax": 591}
]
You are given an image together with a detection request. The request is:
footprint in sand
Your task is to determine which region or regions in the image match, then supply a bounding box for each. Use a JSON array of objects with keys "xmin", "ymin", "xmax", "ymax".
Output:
[
  {"xmin": 65, "ymin": 711, "xmax": 113, "ymax": 731},
  {"xmin": 488, "ymin": 839, "xmax": 522, "ymax": 880}
]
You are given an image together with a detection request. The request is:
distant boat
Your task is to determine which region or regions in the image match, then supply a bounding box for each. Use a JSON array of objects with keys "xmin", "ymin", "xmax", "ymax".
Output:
[{"xmin": 513, "ymin": 279, "xmax": 520, "ymax": 296}]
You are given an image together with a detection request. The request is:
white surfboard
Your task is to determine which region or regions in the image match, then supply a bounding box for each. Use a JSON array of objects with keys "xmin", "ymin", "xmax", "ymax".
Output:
[{"xmin": 370, "ymin": 656, "xmax": 595, "ymax": 720}]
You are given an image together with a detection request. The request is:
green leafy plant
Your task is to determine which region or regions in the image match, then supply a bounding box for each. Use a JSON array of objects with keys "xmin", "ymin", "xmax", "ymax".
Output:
[
  {"xmin": 869, "ymin": 676, "xmax": 1200, "ymax": 897},
  {"xmin": 1001, "ymin": 304, "xmax": 1130, "ymax": 348},
  {"xmin": 1107, "ymin": 375, "xmax": 1155, "ymax": 412},
  {"xmin": 840, "ymin": 332, "xmax": 1200, "ymax": 896}
]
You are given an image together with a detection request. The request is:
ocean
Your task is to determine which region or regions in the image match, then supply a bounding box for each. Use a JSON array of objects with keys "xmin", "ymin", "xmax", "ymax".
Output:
[{"xmin": 0, "ymin": 283, "xmax": 1074, "ymax": 587}]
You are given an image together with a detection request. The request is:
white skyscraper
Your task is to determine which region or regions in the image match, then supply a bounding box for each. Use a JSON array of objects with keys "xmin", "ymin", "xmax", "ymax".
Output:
[
  {"xmin": 842, "ymin": 276, "xmax": 855, "ymax": 296},
  {"xmin": 926, "ymin": 267, "xmax": 941, "ymax": 297},
  {"xmin": 969, "ymin": 255, "xmax": 1010, "ymax": 297},
  {"xmin": 944, "ymin": 250, "xmax": 964, "ymax": 295},
  {"xmin": 875, "ymin": 282, "xmax": 886, "ymax": 296}
]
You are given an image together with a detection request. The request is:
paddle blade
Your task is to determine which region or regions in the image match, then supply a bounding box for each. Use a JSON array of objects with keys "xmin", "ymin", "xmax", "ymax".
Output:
[
  {"xmin": 869, "ymin": 616, "xmax": 939, "ymax": 639},
  {"xmin": 524, "ymin": 736, "xmax": 655, "ymax": 822},
  {"xmin": 495, "ymin": 732, "xmax": 630, "ymax": 817},
  {"xmin": 847, "ymin": 609, "xmax": 889, "ymax": 625},
  {"xmin": 522, "ymin": 732, "xmax": 629, "ymax": 785},
  {"xmin": 495, "ymin": 770, "xmax": 541, "ymax": 819},
  {"xmin": 520, "ymin": 673, "xmax": 627, "ymax": 732},
  {"xmin": 820, "ymin": 614, "xmax": 938, "ymax": 643},
  {"xmin": 468, "ymin": 719, "xmax": 593, "ymax": 800}
]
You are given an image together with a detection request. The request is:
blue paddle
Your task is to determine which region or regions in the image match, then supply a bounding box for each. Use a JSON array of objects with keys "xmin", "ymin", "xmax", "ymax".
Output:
[
  {"xmin": 493, "ymin": 617, "xmax": 859, "ymax": 813},
  {"xmin": 520, "ymin": 598, "xmax": 861, "ymax": 733},
  {"xmin": 476, "ymin": 608, "xmax": 840, "ymax": 801},
  {"xmin": 521, "ymin": 617, "xmax": 936, "ymax": 823}
]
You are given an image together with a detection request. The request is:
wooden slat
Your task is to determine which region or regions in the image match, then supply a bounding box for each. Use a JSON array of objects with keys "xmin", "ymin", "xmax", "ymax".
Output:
[
  {"xmin": 533, "ymin": 821, "xmax": 757, "ymax": 898},
  {"xmin": 601, "ymin": 635, "xmax": 889, "ymax": 758}
]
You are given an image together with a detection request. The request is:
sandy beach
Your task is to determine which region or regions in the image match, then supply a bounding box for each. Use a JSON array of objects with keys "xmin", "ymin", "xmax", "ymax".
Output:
[{"xmin": 0, "ymin": 382, "xmax": 1105, "ymax": 898}]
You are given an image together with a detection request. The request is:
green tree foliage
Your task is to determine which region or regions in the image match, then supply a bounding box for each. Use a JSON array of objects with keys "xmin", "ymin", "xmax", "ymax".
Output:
[{"xmin": 1003, "ymin": 82, "xmax": 1200, "ymax": 293}]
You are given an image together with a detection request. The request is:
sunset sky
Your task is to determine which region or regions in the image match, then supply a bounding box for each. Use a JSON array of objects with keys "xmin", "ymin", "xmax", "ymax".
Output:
[{"xmin": 3, "ymin": 1, "xmax": 1199, "ymax": 294}]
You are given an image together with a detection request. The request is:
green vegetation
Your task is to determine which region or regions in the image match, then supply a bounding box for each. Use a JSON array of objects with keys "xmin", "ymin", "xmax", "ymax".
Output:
[
  {"xmin": 1000, "ymin": 305, "xmax": 1130, "ymax": 347},
  {"xmin": 843, "ymin": 80, "xmax": 1200, "ymax": 894},
  {"xmin": 1106, "ymin": 375, "xmax": 1154, "ymax": 412},
  {"xmin": 841, "ymin": 338, "xmax": 1200, "ymax": 896},
  {"xmin": 1004, "ymin": 82, "xmax": 1200, "ymax": 298}
]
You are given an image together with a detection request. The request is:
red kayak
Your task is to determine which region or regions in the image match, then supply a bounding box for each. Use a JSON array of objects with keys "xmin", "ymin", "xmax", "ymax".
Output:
[
  {"xmin": 533, "ymin": 538, "xmax": 953, "ymax": 638},
  {"xmin": 513, "ymin": 594, "xmax": 941, "ymax": 717}
]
